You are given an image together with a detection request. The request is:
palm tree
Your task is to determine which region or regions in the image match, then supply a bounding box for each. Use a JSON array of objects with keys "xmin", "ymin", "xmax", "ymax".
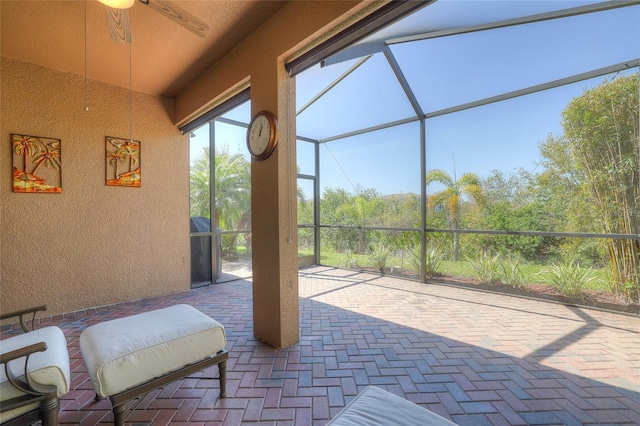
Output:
[
  {"xmin": 189, "ymin": 146, "xmax": 251, "ymax": 233},
  {"xmin": 118, "ymin": 141, "xmax": 139, "ymax": 172},
  {"xmin": 30, "ymin": 138, "xmax": 60, "ymax": 175},
  {"xmin": 337, "ymin": 194, "xmax": 382, "ymax": 252},
  {"xmin": 190, "ymin": 146, "xmax": 251, "ymax": 257},
  {"xmin": 190, "ymin": 149, "xmax": 211, "ymax": 218},
  {"xmin": 426, "ymin": 168, "xmax": 483, "ymax": 261},
  {"xmin": 107, "ymin": 150, "xmax": 126, "ymax": 179},
  {"xmin": 31, "ymin": 143, "xmax": 61, "ymax": 175},
  {"xmin": 214, "ymin": 148, "xmax": 251, "ymax": 231},
  {"xmin": 12, "ymin": 135, "xmax": 38, "ymax": 175}
]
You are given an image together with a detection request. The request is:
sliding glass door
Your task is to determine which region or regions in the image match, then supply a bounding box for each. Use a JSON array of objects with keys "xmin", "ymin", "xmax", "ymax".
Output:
[{"xmin": 189, "ymin": 96, "xmax": 253, "ymax": 286}]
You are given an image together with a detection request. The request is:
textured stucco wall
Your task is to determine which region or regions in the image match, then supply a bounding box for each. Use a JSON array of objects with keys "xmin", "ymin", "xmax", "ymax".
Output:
[{"xmin": 1, "ymin": 57, "xmax": 189, "ymax": 316}]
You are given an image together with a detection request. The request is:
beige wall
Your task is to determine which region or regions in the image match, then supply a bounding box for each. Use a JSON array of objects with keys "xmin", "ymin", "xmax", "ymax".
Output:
[
  {"xmin": 1, "ymin": 57, "xmax": 189, "ymax": 316},
  {"xmin": 1, "ymin": 1, "xmax": 375, "ymax": 345}
]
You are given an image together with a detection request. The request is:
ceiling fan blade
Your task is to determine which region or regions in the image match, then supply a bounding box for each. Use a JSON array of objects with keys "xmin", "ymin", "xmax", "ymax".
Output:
[
  {"xmin": 140, "ymin": 0, "xmax": 210, "ymax": 38},
  {"xmin": 104, "ymin": 7, "xmax": 132, "ymax": 44}
]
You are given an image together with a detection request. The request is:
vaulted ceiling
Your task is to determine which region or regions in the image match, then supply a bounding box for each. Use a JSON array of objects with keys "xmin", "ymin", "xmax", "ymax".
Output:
[{"xmin": 1, "ymin": 0, "xmax": 289, "ymax": 97}]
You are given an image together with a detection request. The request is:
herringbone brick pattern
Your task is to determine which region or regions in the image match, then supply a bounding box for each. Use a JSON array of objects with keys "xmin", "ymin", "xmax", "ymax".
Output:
[{"xmin": 3, "ymin": 265, "xmax": 639, "ymax": 425}]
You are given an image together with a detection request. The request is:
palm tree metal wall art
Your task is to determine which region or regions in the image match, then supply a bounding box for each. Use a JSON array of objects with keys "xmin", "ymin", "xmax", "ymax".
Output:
[
  {"xmin": 12, "ymin": 134, "xmax": 62, "ymax": 193},
  {"xmin": 106, "ymin": 136, "xmax": 141, "ymax": 187}
]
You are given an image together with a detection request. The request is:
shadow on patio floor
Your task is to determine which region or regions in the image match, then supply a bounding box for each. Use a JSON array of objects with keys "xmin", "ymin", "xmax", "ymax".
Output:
[{"xmin": 4, "ymin": 265, "xmax": 639, "ymax": 425}]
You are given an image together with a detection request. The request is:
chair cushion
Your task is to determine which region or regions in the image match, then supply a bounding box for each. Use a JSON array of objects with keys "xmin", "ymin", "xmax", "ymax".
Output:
[
  {"xmin": 327, "ymin": 386, "xmax": 458, "ymax": 426},
  {"xmin": 79, "ymin": 304, "xmax": 226, "ymax": 398},
  {"xmin": 0, "ymin": 326, "xmax": 71, "ymax": 423},
  {"xmin": 0, "ymin": 397, "xmax": 40, "ymax": 424}
]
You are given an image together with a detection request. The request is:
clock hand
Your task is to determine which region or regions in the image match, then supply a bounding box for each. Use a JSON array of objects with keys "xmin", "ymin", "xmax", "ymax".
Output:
[{"xmin": 259, "ymin": 123, "xmax": 264, "ymax": 137}]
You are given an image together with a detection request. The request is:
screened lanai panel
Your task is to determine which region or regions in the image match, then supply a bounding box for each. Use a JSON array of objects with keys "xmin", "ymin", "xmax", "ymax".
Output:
[
  {"xmin": 396, "ymin": 0, "xmax": 607, "ymax": 32},
  {"xmin": 220, "ymin": 99, "xmax": 251, "ymax": 124},
  {"xmin": 425, "ymin": 70, "xmax": 638, "ymax": 234},
  {"xmin": 320, "ymin": 227, "xmax": 422, "ymax": 273},
  {"xmin": 296, "ymin": 59, "xmax": 361, "ymax": 113},
  {"xmin": 356, "ymin": 0, "xmax": 606, "ymax": 46},
  {"xmin": 212, "ymin": 118, "xmax": 252, "ymax": 232},
  {"xmin": 297, "ymin": 177, "xmax": 315, "ymax": 226},
  {"xmin": 319, "ymin": 122, "xmax": 421, "ymax": 228},
  {"xmin": 327, "ymin": 0, "xmax": 608, "ymax": 67},
  {"xmin": 213, "ymin": 120, "xmax": 251, "ymax": 160},
  {"xmin": 190, "ymin": 123, "xmax": 209, "ymax": 169},
  {"xmin": 296, "ymin": 54, "xmax": 416, "ymax": 141},
  {"xmin": 189, "ymin": 123, "xmax": 210, "ymax": 229},
  {"xmin": 297, "ymin": 140, "xmax": 315, "ymax": 176},
  {"xmin": 392, "ymin": 5, "xmax": 640, "ymax": 114}
]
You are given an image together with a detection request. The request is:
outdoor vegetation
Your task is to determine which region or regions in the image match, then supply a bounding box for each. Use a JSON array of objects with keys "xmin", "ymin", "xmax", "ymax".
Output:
[
  {"xmin": 190, "ymin": 145, "xmax": 251, "ymax": 259},
  {"xmin": 190, "ymin": 74, "xmax": 638, "ymax": 311},
  {"xmin": 298, "ymin": 74, "xmax": 640, "ymax": 306},
  {"xmin": 183, "ymin": 0, "xmax": 640, "ymax": 324}
]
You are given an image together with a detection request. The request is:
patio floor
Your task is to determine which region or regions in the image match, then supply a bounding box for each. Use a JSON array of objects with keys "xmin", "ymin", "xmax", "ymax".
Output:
[{"xmin": 4, "ymin": 265, "xmax": 640, "ymax": 425}]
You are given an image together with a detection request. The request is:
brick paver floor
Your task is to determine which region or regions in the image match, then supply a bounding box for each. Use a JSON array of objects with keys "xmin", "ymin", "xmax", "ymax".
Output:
[{"xmin": 3, "ymin": 265, "xmax": 639, "ymax": 425}]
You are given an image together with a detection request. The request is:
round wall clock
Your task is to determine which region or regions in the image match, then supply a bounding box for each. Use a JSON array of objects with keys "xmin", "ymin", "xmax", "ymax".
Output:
[{"xmin": 246, "ymin": 110, "xmax": 278, "ymax": 160}]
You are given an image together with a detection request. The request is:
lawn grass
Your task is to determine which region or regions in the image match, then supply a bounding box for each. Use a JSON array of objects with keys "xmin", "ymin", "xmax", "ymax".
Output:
[{"xmin": 309, "ymin": 249, "xmax": 612, "ymax": 292}]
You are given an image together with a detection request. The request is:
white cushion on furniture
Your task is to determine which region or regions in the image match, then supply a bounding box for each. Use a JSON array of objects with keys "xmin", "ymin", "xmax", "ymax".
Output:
[
  {"xmin": 79, "ymin": 304, "xmax": 226, "ymax": 398},
  {"xmin": 0, "ymin": 326, "xmax": 71, "ymax": 423},
  {"xmin": 327, "ymin": 386, "xmax": 458, "ymax": 426},
  {"xmin": 0, "ymin": 326, "xmax": 71, "ymax": 395},
  {"xmin": 0, "ymin": 387, "xmax": 39, "ymax": 422}
]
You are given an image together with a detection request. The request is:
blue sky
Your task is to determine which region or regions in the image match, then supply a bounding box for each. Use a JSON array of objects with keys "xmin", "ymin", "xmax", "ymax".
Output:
[
  {"xmin": 297, "ymin": 2, "xmax": 639, "ymax": 196},
  {"xmin": 192, "ymin": 1, "xmax": 640, "ymax": 199}
]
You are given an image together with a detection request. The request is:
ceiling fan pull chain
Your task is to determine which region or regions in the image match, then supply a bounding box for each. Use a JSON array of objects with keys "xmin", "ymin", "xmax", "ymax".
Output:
[
  {"xmin": 84, "ymin": 0, "xmax": 89, "ymax": 112},
  {"xmin": 129, "ymin": 23, "xmax": 133, "ymax": 144}
]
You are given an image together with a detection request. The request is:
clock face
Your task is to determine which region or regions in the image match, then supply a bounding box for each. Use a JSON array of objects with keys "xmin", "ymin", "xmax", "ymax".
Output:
[
  {"xmin": 249, "ymin": 115, "xmax": 270, "ymax": 154},
  {"xmin": 247, "ymin": 111, "xmax": 277, "ymax": 160}
]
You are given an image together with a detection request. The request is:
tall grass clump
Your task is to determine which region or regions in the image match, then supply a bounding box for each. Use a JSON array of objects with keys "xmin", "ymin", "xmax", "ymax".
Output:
[
  {"xmin": 343, "ymin": 249, "xmax": 358, "ymax": 270},
  {"xmin": 469, "ymin": 252, "xmax": 500, "ymax": 284},
  {"xmin": 406, "ymin": 248, "xmax": 421, "ymax": 275},
  {"xmin": 498, "ymin": 256, "xmax": 526, "ymax": 288},
  {"xmin": 539, "ymin": 259, "xmax": 601, "ymax": 297},
  {"xmin": 367, "ymin": 242, "xmax": 392, "ymax": 273},
  {"xmin": 407, "ymin": 247, "xmax": 443, "ymax": 276},
  {"xmin": 425, "ymin": 247, "xmax": 443, "ymax": 275}
]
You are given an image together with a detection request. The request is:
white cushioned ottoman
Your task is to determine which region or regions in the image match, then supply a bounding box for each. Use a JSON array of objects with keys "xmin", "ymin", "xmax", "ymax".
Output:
[
  {"xmin": 79, "ymin": 304, "xmax": 227, "ymax": 426},
  {"xmin": 327, "ymin": 386, "xmax": 458, "ymax": 426}
]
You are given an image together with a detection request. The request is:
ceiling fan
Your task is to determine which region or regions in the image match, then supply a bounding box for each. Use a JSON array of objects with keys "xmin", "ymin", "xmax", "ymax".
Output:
[{"xmin": 99, "ymin": 0, "xmax": 210, "ymax": 44}]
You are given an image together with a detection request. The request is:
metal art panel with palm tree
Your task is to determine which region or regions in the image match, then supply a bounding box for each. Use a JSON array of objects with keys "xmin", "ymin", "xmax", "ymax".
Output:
[
  {"xmin": 106, "ymin": 136, "xmax": 141, "ymax": 187},
  {"xmin": 12, "ymin": 134, "xmax": 62, "ymax": 193}
]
